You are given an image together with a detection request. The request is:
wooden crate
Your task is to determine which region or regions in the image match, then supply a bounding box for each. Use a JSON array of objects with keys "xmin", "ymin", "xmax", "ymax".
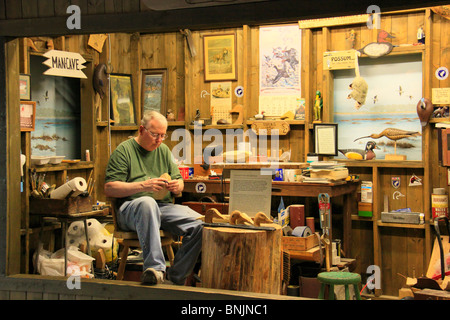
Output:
[
  {"xmin": 29, "ymin": 196, "xmax": 93, "ymax": 215},
  {"xmin": 282, "ymin": 234, "xmax": 319, "ymax": 252}
]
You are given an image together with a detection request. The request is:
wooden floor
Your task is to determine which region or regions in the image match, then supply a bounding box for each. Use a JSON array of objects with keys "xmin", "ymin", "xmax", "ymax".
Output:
[{"xmin": 0, "ymin": 274, "xmax": 310, "ymax": 300}]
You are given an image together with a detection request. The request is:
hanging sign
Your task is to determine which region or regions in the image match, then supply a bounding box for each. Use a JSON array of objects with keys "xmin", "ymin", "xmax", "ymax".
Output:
[
  {"xmin": 43, "ymin": 50, "xmax": 87, "ymax": 79},
  {"xmin": 251, "ymin": 120, "xmax": 290, "ymax": 135},
  {"xmin": 298, "ymin": 14, "xmax": 368, "ymax": 29},
  {"xmin": 323, "ymin": 50, "xmax": 357, "ymax": 70}
]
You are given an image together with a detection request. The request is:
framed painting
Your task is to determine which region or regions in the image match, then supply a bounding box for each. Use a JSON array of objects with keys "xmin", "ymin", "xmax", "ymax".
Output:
[
  {"xmin": 203, "ymin": 33, "xmax": 237, "ymax": 81},
  {"xmin": 141, "ymin": 69, "xmax": 167, "ymax": 116},
  {"xmin": 20, "ymin": 101, "xmax": 36, "ymax": 131},
  {"xmin": 20, "ymin": 74, "xmax": 31, "ymax": 100},
  {"xmin": 110, "ymin": 74, "xmax": 136, "ymax": 126}
]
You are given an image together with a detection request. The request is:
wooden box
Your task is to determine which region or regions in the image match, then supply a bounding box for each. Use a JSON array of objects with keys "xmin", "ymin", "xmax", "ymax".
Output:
[
  {"xmin": 29, "ymin": 196, "xmax": 93, "ymax": 215},
  {"xmin": 282, "ymin": 234, "xmax": 319, "ymax": 252},
  {"xmin": 358, "ymin": 202, "xmax": 373, "ymax": 217}
]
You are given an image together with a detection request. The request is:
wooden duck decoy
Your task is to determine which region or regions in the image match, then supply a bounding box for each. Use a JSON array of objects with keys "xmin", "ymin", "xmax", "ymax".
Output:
[
  {"xmin": 354, "ymin": 128, "xmax": 421, "ymax": 154},
  {"xmin": 230, "ymin": 104, "xmax": 244, "ymax": 125},
  {"xmin": 339, "ymin": 141, "xmax": 380, "ymax": 160},
  {"xmin": 197, "ymin": 208, "xmax": 230, "ymax": 224},
  {"xmin": 166, "ymin": 109, "xmax": 175, "ymax": 121},
  {"xmin": 230, "ymin": 210, "xmax": 254, "ymax": 226},
  {"xmin": 416, "ymin": 97, "xmax": 433, "ymax": 127},
  {"xmin": 253, "ymin": 212, "xmax": 273, "ymax": 227},
  {"xmin": 93, "ymin": 63, "xmax": 109, "ymax": 99},
  {"xmin": 358, "ymin": 30, "xmax": 395, "ymax": 58}
]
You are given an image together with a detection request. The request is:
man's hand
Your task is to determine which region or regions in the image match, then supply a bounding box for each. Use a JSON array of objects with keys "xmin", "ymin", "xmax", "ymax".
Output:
[
  {"xmin": 166, "ymin": 179, "xmax": 184, "ymax": 195},
  {"xmin": 142, "ymin": 178, "xmax": 169, "ymax": 192}
]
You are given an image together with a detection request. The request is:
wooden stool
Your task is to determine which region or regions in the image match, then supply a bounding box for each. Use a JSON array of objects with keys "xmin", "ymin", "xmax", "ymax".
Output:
[{"xmin": 317, "ymin": 272, "xmax": 362, "ymax": 300}]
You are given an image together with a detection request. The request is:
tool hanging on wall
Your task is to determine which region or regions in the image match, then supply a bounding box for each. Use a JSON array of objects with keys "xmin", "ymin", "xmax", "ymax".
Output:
[
  {"xmin": 318, "ymin": 193, "xmax": 331, "ymax": 271},
  {"xmin": 433, "ymin": 216, "xmax": 450, "ymax": 280}
]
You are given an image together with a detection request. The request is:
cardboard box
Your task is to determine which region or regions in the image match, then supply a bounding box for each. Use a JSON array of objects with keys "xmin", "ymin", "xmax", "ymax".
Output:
[
  {"xmin": 361, "ymin": 181, "xmax": 373, "ymax": 203},
  {"xmin": 358, "ymin": 202, "xmax": 373, "ymax": 217}
]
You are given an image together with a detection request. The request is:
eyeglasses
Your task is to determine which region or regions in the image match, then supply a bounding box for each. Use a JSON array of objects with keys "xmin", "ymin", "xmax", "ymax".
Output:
[{"xmin": 143, "ymin": 127, "xmax": 168, "ymax": 140}]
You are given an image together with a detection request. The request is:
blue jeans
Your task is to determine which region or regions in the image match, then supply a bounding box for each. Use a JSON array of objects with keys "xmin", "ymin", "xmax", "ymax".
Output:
[{"xmin": 118, "ymin": 196, "xmax": 203, "ymax": 284}]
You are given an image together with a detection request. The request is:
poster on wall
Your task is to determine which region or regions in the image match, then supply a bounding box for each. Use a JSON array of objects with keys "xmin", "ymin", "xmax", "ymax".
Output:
[
  {"xmin": 259, "ymin": 24, "xmax": 301, "ymax": 116},
  {"xmin": 333, "ymin": 55, "xmax": 423, "ymax": 160}
]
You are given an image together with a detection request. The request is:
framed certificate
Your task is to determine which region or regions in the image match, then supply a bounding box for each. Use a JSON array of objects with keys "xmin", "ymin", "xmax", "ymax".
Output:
[{"xmin": 314, "ymin": 123, "xmax": 338, "ymax": 156}]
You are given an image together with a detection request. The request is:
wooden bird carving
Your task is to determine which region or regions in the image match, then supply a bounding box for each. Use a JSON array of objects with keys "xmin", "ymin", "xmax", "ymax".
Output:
[
  {"xmin": 358, "ymin": 30, "xmax": 395, "ymax": 58},
  {"xmin": 230, "ymin": 210, "xmax": 254, "ymax": 226},
  {"xmin": 197, "ymin": 208, "xmax": 229, "ymax": 224},
  {"xmin": 93, "ymin": 63, "xmax": 109, "ymax": 99},
  {"xmin": 354, "ymin": 128, "xmax": 421, "ymax": 155},
  {"xmin": 253, "ymin": 212, "xmax": 273, "ymax": 227},
  {"xmin": 230, "ymin": 104, "xmax": 244, "ymax": 125},
  {"xmin": 339, "ymin": 141, "xmax": 379, "ymax": 160},
  {"xmin": 416, "ymin": 97, "xmax": 433, "ymax": 127}
]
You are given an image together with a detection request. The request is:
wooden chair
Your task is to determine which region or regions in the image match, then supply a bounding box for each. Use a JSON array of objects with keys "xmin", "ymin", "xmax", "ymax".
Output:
[{"xmin": 109, "ymin": 199, "xmax": 175, "ymax": 281}]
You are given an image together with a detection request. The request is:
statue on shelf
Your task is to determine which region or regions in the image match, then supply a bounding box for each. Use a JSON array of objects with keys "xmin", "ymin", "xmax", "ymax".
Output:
[{"xmin": 313, "ymin": 91, "xmax": 323, "ymax": 122}]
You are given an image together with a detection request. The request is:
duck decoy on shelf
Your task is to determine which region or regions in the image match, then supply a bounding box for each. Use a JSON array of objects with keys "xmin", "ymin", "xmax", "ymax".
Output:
[
  {"xmin": 254, "ymin": 111, "xmax": 265, "ymax": 120},
  {"xmin": 166, "ymin": 109, "xmax": 175, "ymax": 121},
  {"xmin": 93, "ymin": 63, "xmax": 109, "ymax": 99},
  {"xmin": 358, "ymin": 30, "xmax": 395, "ymax": 58},
  {"xmin": 416, "ymin": 97, "xmax": 433, "ymax": 127},
  {"xmin": 354, "ymin": 128, "xmax": 421, "ymax": 154},
  {"xmin": 230, "ymin": 210, "xmax": 254, "ymax": 226},
  {"xmin": 253, "ymin": 212, "xmax": 273, "ymax": 227},
  {"xmin": 197, "ymin": 208, "xmax": 230, "ymax": 224},
  {"xmin": 339, "ymin": 141, "xmax": 380, "ymax": 160}
]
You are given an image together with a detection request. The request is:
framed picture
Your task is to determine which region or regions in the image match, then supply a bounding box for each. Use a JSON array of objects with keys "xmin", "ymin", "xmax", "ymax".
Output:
[
  {"xmin": 314, "ymin": 123, "xmax": 338, "ymax": 156},
  {"xmin": 110, "ymin": 74, "xmax": 136, "ymax": 126},
  {"xmin": 141, "ymin": 69, "xmax": 167, "ymax": 116},
  {"xmin": 203, "ymin": 33, "xmax": 237, "ymax": 81},
  {"xmin": 20, "ymin": 101, "xmax": 36, "ymax": 131},
  {"xmin": 19, "ymin": 74, "xmax": 31, "ymax": 100}
]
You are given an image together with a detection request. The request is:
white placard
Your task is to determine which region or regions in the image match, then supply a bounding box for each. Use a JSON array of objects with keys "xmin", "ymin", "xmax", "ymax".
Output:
[{"xmin": 43, "ymin": 50, "xmax": 87, "ymax": 79}]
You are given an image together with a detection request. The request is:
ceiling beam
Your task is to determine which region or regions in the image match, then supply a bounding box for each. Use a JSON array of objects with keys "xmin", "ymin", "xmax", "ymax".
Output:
[{"xmin": 0, "ymin": 0, "xmax": 447, "ymax": 37}]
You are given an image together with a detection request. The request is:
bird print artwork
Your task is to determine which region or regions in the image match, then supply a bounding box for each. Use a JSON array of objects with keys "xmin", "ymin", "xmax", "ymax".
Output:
[
  {"xmin": 354, "ymin": 128, "xmax": 421, "ymax": 155},
  {"xmin": 373, "ymin": 95, "xmax": 378, "ymax": 104},
  {"xmin": 43, "ymin": 90, "xmax": 49, "ymax": 102},
  {"xmin": 339, "ymin": 141, "xmax": 380, "ymax": 160},
  {"xmin": 397, "ymin": 85, "xmax": 404, "ymax": 96}
]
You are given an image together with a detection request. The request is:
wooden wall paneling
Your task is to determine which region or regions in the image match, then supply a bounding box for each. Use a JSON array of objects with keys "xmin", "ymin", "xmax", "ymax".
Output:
[
  {"xmin": 390, "ymin": 14, "xmax": 408, "ymax": 46},
  {"xmin": 372, "ymin": 165, "xmax": 382, "ymax": 296},
  {"xmin": 21, "ymin": 0, "xmax": 38, "ymax": 19},
  {"xmin": 6, "ymin": 38, "xmax": 21, "ymax": 275},
  {"xmin": 105, "ymin": 0, "xmax": 122, "ymax": 14},
  {"xmin": 130, "ymin": 32, "xmax": 141, "ymax": 122},
  {"xmin": 123, "ymin": 0, "xmax": 140, "ymax": 13},
  {"xmin": 87, "ymin": 0, "xmax": 105, "ymax": 15},
  {"xmin": 302, "ymin": 28, "xmax": 313, "ymax": 155},
  {"xmin": 0, "ymin": 0, "xmax": 5, "ymax": 20},
  {"xmin": 37, "ymin": 0, "xmax": 54, "ymax": 18},
  {"xmin": 5, "ymin": 0, "xmax": 21, "ymax": 19},
  {"xmin": 70, "ymin": 0, "xmax": 88, "ymax": 14},
  {"xmin": 54, "ymin": 0, "xmax": 70, "ymax": 17}
]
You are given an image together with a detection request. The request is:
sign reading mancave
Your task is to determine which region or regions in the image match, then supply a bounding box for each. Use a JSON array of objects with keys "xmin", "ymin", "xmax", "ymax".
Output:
[{"xmin": 43, "ymin": 50, "xmax": 87, "ymax": 79}]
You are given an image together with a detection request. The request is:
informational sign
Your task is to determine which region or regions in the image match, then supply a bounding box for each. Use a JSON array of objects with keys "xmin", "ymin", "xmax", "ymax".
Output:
[
  {"xmin": 432, "ymin": 88, "xmax": 450, "ymax": 105},
  {"xmin": 323, "ymin": 50, "xmax": 357, "ymax": 70},
  {"xmin": 43, "ymin": 50, "xmax": 87, "ymax": 79}
]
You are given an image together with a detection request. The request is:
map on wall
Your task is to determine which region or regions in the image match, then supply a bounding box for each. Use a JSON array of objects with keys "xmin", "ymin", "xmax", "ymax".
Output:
[{"xmin": 333, "ymin": 54, "xmax": 423, "ymax": 160}]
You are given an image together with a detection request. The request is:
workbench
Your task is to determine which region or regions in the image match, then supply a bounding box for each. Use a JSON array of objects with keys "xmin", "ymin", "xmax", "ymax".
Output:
[{"xmin": 183, "ymin": 178, "xmax": 359, "ymax": 260}]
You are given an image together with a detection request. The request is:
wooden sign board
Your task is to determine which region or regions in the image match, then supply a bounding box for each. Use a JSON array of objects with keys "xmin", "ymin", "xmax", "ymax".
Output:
[
  {"xmin": 251, "ymin": 120, "xmax": 290, "ymax": 135},
  {"xmin": 432, "ymin": 88, "xmax": 450, "ymax": 105},
  {"xmin": 43, "ymin": 50, "xmax": 87, "ymax": 79},
  {"xmin": 323, "ymin": 50, "xmax": 356, "ymax": 70},
  {"xmin": 298, "ymin": 14, "xmax": 369, "ymax": 29}
]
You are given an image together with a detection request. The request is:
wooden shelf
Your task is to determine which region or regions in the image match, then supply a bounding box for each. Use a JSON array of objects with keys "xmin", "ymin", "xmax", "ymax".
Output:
[
  {"xmin": 336, "ymin": 159, "xmax": 424, "ymax": 168},
  {"xmin": 31, "ymin": 161, "xmax": 94, "ymax": 172},
  {"xmin": 246, "ymin": 120, "xmax": 306, "ymax": 125},
  {"xmin": 376, "ymin": 220, "xmax": 426, "ymax": 229},
  {"xmin": 168, "ymin": 121, "xmax": 185, "ymax": 127},
  {"xmin": 351, "ymin": 214, "xmax": 374, "ymax": 222},
  {"xmin": 110, "ymin": 125, "xmax": 139, "ymax": 131},
  {"xmin": 188, "ymin": 124, "xmax": 244, "ymax": 130}
]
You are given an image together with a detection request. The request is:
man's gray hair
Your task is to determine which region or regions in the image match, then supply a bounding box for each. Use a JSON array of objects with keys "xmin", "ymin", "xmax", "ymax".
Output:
[{"xmin": 141, "ymin": 110, "xmax": 168, "ymax": 128}]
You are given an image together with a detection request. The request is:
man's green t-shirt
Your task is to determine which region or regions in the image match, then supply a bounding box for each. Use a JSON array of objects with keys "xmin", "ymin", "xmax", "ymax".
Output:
[{"xmin": 105, "ymin": 138, "xmax": 181, "ymax": 205}]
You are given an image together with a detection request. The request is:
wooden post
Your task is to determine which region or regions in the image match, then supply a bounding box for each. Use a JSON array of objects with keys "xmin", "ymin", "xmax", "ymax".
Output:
[{"xmin": 201, "ymin": 225, "xmax": 282, "ymax": 295}]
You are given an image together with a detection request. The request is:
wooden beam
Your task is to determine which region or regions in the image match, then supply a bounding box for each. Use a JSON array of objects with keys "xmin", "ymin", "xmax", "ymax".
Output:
[{"xmin": 0, "ymin": 0, "xmax": 447, "ymax": 37}]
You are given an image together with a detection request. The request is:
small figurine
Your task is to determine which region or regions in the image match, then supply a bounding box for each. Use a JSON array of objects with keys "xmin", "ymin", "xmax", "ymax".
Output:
[
  {"xmin": 417, "ymin": 26, "xmax": 425, "ymax": 44},
  {"xmin": 313, "ymin": 91, "xmax": 323, "ymax": 122},
  {"xmin": 254, "ymin": 111, "xmax": 265, "ymax": 120},
  {"xmin": 166, "ymin": 109, "xmax": 175, "ymax": 121},
  {"xmin": 346, "ymin": 29, "xmax": 356, "ymax": 49}
]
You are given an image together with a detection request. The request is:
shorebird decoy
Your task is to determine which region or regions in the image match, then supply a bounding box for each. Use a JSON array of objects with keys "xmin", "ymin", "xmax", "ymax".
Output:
[
  {"xmin": 354, "ymin": 128, "xmax": 421, "ymax": 154},
  {"xmin": 358, "ymin": 30, "xmax": 395, "ymax": 58},
  {"xmin": 416, "ymin": 97, "xmax": 433, "ymax": 127},
  {"xmin": 230, "ymin": 210, "xmax": 254, "ymax": 226},
  {"xmin": 339, "ymin": 141, "xmax": 380, "ymax": 160},
  {"xmin": 253, "ymin": 212, "xmax": 273, "ymax": 227}
]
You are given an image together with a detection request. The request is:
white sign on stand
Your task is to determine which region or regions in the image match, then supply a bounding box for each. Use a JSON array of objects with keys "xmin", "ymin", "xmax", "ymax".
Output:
[{"xmin": 43, "ymin": 50, "xmax": 87, "ymax": 79}]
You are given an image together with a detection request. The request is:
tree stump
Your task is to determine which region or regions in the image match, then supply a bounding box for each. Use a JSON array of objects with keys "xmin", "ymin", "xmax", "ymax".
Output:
[{"xmin": 201, "ymin": 225, "xmax": 282, "ymax": 294}]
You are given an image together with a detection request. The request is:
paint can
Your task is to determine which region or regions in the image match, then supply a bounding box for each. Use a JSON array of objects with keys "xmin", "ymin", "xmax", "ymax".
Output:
[{"xmin": 432, "ymin": 188, "xmax": 448, "ymax": 219}]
